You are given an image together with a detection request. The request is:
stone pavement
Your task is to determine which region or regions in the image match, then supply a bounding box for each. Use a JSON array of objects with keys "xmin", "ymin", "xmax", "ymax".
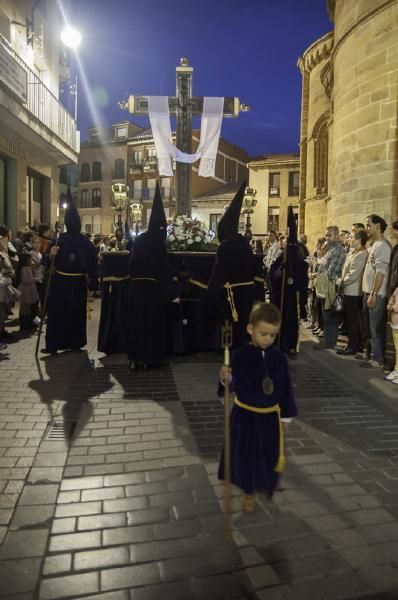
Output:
[{"xmin": 1, "ymin": 302, "xmax": 398, "ymax": 600}]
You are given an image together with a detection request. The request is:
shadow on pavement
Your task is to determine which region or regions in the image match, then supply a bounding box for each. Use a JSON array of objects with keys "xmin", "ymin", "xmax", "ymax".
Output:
[{"xmin": 28, "ymin": 350, "xmax": 113, "ymax": 444}]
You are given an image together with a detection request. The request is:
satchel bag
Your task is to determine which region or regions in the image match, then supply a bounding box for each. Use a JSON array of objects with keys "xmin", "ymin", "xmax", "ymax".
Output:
[{"xmin": 332, "ymin": 286, "xmax": 344, "ymax": 314}]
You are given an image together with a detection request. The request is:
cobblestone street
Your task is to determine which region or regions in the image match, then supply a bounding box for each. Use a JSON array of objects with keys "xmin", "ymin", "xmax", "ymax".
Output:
[{"xmin": 1, "ymin": 301, "xmax": 398, "ymax": 600}]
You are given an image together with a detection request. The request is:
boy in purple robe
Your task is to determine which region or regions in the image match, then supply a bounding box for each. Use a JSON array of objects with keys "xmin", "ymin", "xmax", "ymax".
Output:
[{"xmin": 218, "ymin": 302, "xmax": 297, "ymax": 512}]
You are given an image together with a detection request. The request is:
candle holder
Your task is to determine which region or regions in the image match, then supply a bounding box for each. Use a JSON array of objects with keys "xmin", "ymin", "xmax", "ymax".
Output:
[
  {"xmin": 130, "ymin": 202, "xmax": 143, "ymax": 236},
  {"xmin": 112, "ymin": 183, "xmax": 129, "ymax": 249},
  {"xmin": 242, "ymin": 187, "xmax": 257, "ymax": 240}
]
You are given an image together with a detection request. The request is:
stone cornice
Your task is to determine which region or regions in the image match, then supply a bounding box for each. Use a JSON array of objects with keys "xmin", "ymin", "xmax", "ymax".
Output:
[
  {"xmin": 249, "ymin": 157, "xmax": 300, "ymax": 170},
  {"xmin": 297, "ymin": 31, "xmax": 334, "ymax": 74}
]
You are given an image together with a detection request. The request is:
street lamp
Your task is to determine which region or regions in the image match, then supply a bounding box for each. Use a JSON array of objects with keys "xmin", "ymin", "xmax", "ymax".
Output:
[
  {"xmin": 112, "ymin": 183, "xmax": 129, "ymax": 249},
  {"xmin": 60, "ymin": 25, "xmax": 82, "ymax": 49},
  {"xmin": 130, "ymin": 202, "xmax": 143, "ymax": 236},
  {"xmin": 242, "ymin": 187, "xmax": 257, "ymax": 240}
]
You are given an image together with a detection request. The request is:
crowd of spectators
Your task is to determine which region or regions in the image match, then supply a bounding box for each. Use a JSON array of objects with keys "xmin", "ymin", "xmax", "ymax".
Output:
[
  {"xmin": 260, "ymin": 215, "xmax": 398, "ymax": 385},
  {"xmin": 0, "ymin": 222, "xmax": 124, "ymax": 356}
]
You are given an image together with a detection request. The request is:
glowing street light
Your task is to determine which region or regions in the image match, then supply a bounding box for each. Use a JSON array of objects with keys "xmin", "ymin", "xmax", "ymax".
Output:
[{"xmin": 60, "ymin": 25, "xmax": 81, "ymax": 49}]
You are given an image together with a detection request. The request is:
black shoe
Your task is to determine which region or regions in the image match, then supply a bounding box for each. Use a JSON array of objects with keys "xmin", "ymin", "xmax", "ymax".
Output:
[
  {"xmin": 40, "ymin": 348, "xmax": 57, "ymax": 356},
  {"xmin": 336, "ymin": 347, "xmax": 356, "ymax": 356},
  {"xmin": 287, "ymin": 350, "xmax": 297, "ymax": 360}
]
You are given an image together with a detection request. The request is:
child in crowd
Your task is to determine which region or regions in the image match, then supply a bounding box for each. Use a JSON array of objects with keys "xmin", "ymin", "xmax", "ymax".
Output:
[
  {"xmin": 18, "ymin": 252, "xmax": 40, "ymax": 330},
  {"xmin": 31, "ymin": 236, "xmax": 44, "ymax": 318},
  {"xmin": 218, "ymin": 302, "xmax": 297, "ymax": 512}
]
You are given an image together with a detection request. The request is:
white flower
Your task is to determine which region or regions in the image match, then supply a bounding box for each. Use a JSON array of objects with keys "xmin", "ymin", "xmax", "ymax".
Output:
[
  {"xmin": 187, "ymin": 239, "xmax": 193, "ymax": 245},
  {"xmin": 194, "ymin": 236, "xmax": 201, "ymax": 242},
  {"xmin": 168, "ymin": 234, "xmax": 175, "ymax": 242}
]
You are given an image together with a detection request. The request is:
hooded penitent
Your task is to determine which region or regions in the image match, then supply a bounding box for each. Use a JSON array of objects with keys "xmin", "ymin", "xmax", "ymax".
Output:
[
  {"xmin": 64, "ymin": 186, "xmax": 81, "ymax": 235},
  {"xmin": 217, "ymin": 180, "xmax": 246, "ymax": 242},
  {"xmin": 148, "ymin": 182, "xmax": 167, "ymax": 237},
  {"xmin": 285, "ymin": 204, "xmax": 298, "ymax": 287}
]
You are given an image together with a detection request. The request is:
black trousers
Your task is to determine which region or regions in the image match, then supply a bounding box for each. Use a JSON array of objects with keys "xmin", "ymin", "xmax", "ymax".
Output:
[{"xmin": 344, "ymin": 295, "xmax": 362, "ymax": 352}]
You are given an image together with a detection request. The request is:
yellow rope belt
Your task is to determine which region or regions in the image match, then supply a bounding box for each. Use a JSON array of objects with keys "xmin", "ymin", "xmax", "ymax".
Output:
[
  {"xmin": 103, "ymin": 276, "xmax": 129, "ymax": 282},
  {"xmin": 254, "ymin": 276, "xmax": 265, "ymax": 283},
  {"xmin": 103, "ymin": 275, "xmax": 130, "ymax": 294},
  {"xmin": 234, "ymin": 397, "xmax": 285, "ymax": 473},
  {"xmin": 224, "ymin": 281, "xmax": 254, "ymax": 322},
  {"xmin": 131, "ymin": 277, "xmax": 158, "ymax": 282},
  {"xmin": 55, "ymin": 271, "xmax": 85, "ymax": 277},
  {"xmin": 189, "ymin": 278, "xmax": 208, "ymax": 289}
]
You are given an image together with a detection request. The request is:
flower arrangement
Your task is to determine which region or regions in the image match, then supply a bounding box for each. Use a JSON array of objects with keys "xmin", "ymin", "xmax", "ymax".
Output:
[{"xmin": 166, "ymin": 215, "xmax": 217, "ymax": 252}]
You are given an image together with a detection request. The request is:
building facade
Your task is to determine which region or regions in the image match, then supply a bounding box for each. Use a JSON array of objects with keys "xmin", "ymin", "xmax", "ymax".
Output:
[
  {"xmin": 77, "ymin": 122, "xmax": 248, "ymax": 235},
  {"xmin": 0, "ymin": 0, "xmax": 78, "ymax": 234},
  {"xmin": 248, "ymin": 154, "xmax": 300, "ymax": 236},
  {"xmin": 298, "ymin": 0, "xmax": 398, "ymax": 248}
]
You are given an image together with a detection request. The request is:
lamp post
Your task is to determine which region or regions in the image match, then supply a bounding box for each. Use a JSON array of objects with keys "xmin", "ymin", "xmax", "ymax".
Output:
[
  {"xmin": 130, "ymin": 202, "xmax": 143, "ymax": 236},
  {"xmin": 112, "ymin": 183, "xmax": 129, "ymax": 249},
  {"xmin": 242, "ymin": 187, "xmax": 257, "ymax": 240}
]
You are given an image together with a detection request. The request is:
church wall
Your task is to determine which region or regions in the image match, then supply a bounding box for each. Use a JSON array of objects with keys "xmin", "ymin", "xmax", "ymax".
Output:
[
  {"xmin": 298, "ymin": 33, "xmax": 333, "ymax": 250},
  {"xmin": 330, "ymin": 0, "xmax": 398, "ymax": 229}
]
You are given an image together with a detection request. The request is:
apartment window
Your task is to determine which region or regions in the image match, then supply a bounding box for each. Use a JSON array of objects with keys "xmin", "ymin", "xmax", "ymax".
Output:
[
  {"xmin": 147, "ymin": 148, "xmax": 157, "ymax": 160},
  {"xmin": 116, "ymin": 127, "xmax": 127, "ymax": 138},
  {"xmin": 133, "ymin": 150, "xmax": 143, "ymax": 166},
  {"xmin": 269, "ymin": 173, "xmax": 280, "ymax": 197},
  {"xmin": 147, "ymin": 178, "xmax": 156, "ymax": 200},
  {"xmin": 80, "ymin": 189, "xmax": 90, "ymax": 208},
  {"xmin": 313, "ymin": 118, "xmax": 328, "ymax": 195},
  {"xmin": 133, "ymin": 180, "xmax": 142, "ymax": 200},
  {"xmin": 161, "ymin": 177, "xmax": 170, "ymax": 199},
  {"xmin": 59, "ymin": 166, "xmax": 68, "ymax": 184},
  {"xmin": 114, "ymin": 159, "xmax": 124, "ymax": 179},
  {"xmin": 209, "ymin": 213, "xmax": 222, "ymax": 232},
  {"xmin": 92, "ymin": 189, "xmax": 101, "ymax": 208},
  {"xmin": 288, "ymin": 171, "xmax": 299, "ymax": 196},
  {"xmin": 93, "ymin": 214, "xmax": 102, "ymax": 234},
  {"xmin": 268, "ymin": 207, "xmax": 280, "ymax": 231},
  {"xmin": 81, "ymin": 163, "xmax": 90, "ymax": 182},
  {"xmin": 92, "ymin": 161, "xmax": 102, "ymax": 181},
  {"xmin": 82, "ymin": 215, "xmax": 92, "ymax": 233}
]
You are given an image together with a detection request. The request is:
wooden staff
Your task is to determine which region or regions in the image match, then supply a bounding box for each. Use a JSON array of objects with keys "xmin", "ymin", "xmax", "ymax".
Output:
[
  {"xmin": 296, "ymin": 290, "xmax": 301, "ymax": 353},
  {"xmin": 221, "ymin": 320, "xmax": 232, "ymax": 541},
  {"xmin": 278, "ymin": 237, "xmax": 289, "ymax": 350},
  {"xmin": 35, "ymin": 229, "xmax": 61, "ymax": 355}
]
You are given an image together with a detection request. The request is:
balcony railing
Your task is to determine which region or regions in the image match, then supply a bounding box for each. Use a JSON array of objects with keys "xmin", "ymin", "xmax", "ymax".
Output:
[
  {"xmin": 129, "ymin": 161, "xmax": 143, "ymax": 173},
  {"xmin": 269, "ymin": 187, "xmax": 280, "ymax": 196},
  {"xmin": 0, "ymin": 34, "xmax": 78, "ymax": 153},
  {"xmin": 112, "ymin": 169, "xmax": 125, "ymax": 180},
  {"xmin": 143, "ymin": 159, "xmax": 157, "ymax": 171}
]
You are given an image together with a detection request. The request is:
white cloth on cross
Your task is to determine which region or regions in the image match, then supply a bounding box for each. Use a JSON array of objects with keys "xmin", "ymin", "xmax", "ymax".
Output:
[{"xmin": 148, "ymin": 96, "xmax": 224, "ymax": 178}]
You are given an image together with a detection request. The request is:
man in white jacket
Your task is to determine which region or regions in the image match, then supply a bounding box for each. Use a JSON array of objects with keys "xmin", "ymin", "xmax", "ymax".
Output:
[{"xmin": 360, "ymin": 214, "xmax": 391, "ymax": 368}]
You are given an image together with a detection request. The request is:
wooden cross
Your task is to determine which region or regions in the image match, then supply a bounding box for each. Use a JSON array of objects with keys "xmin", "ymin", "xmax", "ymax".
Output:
[{"xmin": 120, "ymin": 57, "xmax": 248, "ymax": 216}]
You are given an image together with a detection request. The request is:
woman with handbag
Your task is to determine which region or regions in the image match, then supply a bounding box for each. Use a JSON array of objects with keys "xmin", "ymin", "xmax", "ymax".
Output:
[{"xmin": 336, "ymin": 230, "xmax": 368, "ymax": 355}]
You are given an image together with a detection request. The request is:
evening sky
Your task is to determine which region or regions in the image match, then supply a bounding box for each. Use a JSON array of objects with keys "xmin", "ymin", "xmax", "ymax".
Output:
[{"xmin": 66, "ymin": 0, "xmax": 331, "ymax": 157}]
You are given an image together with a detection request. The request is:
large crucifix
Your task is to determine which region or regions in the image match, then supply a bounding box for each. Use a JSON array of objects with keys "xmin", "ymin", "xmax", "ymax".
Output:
[{"xmin": 120, "ymin": 58, "xmax": 249, "ymax": 215}]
